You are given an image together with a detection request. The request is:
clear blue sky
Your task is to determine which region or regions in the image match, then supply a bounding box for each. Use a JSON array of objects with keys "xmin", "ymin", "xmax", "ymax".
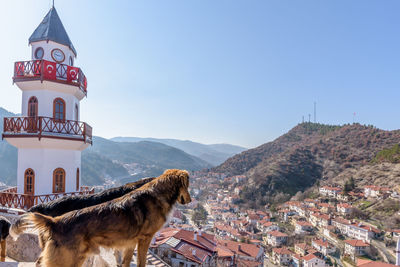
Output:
[{"xmin": 0, "ymin": 1, "xmax": 399, "ymax": 148}]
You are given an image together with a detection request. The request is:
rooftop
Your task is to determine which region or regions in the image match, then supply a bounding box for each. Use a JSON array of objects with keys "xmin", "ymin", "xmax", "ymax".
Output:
[{"xmin": 29, "ymin": 7, "xmax": 76, "ymax": 55}]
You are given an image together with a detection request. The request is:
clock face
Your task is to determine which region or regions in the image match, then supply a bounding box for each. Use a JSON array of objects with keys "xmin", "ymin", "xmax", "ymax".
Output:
[{"xmin": 51, "ymin": 49, "xmax": 65, "ymax": 63}]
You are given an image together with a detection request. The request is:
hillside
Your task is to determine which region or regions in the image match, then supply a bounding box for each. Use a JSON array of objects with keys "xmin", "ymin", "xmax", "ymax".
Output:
[
  {"xmin": 87, "ymin": 137, "xmax": 211, "ymax": 181},
  {"xmin": 111, "ymin": 137, "xmax": 246, "ymax": 166},
  {"xmin": 214, "ymin": 123, "xmax": 400, "ymax": 208}
]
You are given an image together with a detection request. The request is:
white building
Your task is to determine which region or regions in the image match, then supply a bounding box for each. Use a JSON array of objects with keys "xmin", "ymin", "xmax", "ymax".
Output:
[
  {"xmin": 344, "ymin": 239, "xmax": 370, "ymax": 260},
  {"xmin": 302, "ymin": 254, "xmax": 326, "ymax": 267},
  {"xmin": 2, "ymin": 6, "xmax": 92, "ymax": 209},
  {"xmin": 311, "ymin": 239, "xmax": 335, "ymax": 256}
]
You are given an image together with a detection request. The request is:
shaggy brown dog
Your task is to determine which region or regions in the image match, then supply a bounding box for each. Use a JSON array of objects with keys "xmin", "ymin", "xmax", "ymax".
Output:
[
  {"xmin": 10, "ymin": 177, "xmax": 155, "ymax": 266},
  {"xmin": 18, "ymin": 169, "xmax": 191, "ymax": 267}
]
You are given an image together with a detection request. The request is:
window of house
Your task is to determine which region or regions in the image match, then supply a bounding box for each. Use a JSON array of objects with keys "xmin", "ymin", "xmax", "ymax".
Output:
[
  {"xmin": 24, "ymin": 168, "xmax": 35, "ymax": 194},
  {"xmin": 53, "ymin": 168, "xmax": 65, "ymax": 193},
  {"xmin": 53, "ymin": 98, "xmax": 66, "ymax": 121}
]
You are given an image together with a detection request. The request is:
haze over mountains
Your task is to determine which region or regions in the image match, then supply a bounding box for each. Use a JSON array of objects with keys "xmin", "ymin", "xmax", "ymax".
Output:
[
  {"xmin": 111, "ymin": 137, "xmax": 246, "ymax": 166},
  {"xmin": 0, "ymin": 107, "xmax": 244, "ymax": 186}
]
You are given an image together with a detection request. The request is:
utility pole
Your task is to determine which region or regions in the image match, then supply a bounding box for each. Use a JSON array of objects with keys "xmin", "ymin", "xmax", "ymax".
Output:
[
  {"xmin": 314, "ymin": 102, "xmax": 316, "ymax": 123},
  {"xmin": 308, "ymin": 114, "xmax": 311, "ymax": 123}
]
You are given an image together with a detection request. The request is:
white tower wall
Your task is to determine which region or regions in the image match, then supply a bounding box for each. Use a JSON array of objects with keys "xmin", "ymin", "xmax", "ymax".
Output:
[
  {"xmin": 17, "ymin": 148, "xmax": 81, "ymax": 195},
  {"xmin": 31, "ymin": 40, "xmax": 76, "ymax": 64},
  {"xmin": 21, "ymin": 90, "xmax": 80, "ymax": 121}
]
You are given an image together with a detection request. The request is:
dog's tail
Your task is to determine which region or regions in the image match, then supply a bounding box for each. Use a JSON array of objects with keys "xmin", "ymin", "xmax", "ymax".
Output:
[{"xmin": 10, "ymin": 213, "xmax": 55, "ymax": 240}]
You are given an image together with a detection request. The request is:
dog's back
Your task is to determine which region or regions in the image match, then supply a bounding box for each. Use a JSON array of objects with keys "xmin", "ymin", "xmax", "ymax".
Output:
[
  {"xmin": 10, "ymin": 177, "xmax": 155, "ymax": 238},
  {"xmin": 29, "ymin": 177, "xmax": 155, "ymax": 216}
]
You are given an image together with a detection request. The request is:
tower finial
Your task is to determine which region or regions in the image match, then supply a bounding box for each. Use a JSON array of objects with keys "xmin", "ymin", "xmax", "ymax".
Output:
[{"xmin": 53, "ymin": 0, "xmax": 55, "ymax": 7}]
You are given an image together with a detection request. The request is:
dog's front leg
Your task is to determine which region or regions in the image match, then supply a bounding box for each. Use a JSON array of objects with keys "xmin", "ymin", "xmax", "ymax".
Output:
[
  {"xmin": 122, "ymin": 240, "xmax": 137, "ymax": 267},
  {"xmin": 137, "ymin": 238, "xmax": 152, "ymax": 267}
]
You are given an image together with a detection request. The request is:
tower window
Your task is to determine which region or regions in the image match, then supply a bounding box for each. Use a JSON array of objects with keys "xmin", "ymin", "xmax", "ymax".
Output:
[
  {"xmin": 28, "ymin": 96, "xmax": 38, "ymax": 117},
  {"xmin": 53, "ymin": 168, "xmax": 65, "ymax": 193},
  {"xmin": 53, "ymin": 98, "xmax": 66, "ymax": 121},
  {"xmin": 76, "ymin": 168, "xmax": 80, "ymax": 191},
  {"xmin": 69, "ymin": 56, "xmax": 74, "ymax": 66},
  {"xmin": 34, "ymin": 47, "xmax": 44, "ymax": 60},
  {"xmin": 24, "ymin": 168, "xmax": 35, "ymax": 195},
  {"xmin": 75, "ymin": 104, "xmax": 79, "ymax": 121}
]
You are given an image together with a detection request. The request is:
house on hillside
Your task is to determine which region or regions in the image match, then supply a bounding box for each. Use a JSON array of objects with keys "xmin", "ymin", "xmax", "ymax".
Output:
[
  {"xmin": 311, "ymin": 239, "xmax": 336, "ymax": 256},
  {"xmin": 150, "ymin": 228, "xmax": 217, "ymax": 267},
  {"xmin": 364, "ymin": 186, "xmax": 392, "ymax": 199},
  {"xmin": 295, "ymin": 243, "xmax": 312, "ymax": 256},
  {"xmin": 264, "ymin": 231, "xmax": 288, "ymax": 247},
  {"xmin": 344, "ymin": 239, "xmax": 370, "ymax": 260},
  {"xmin": 272, "ymin": 247, "xmax": 293, "ymax": 266},
  {"xmin": 319, "ymin": 186, "xmax": 342, "ymax": 198},
  {"xmin": 217, "ymin": 239, "xmax": 264, "ymax": 267},
  {"xmin": 337, "ymin": 203, "xmax": 354, "ymax": 215},
  {"xmin": 295, "ymin": 221, "xmax": 314, "ymax": 234},
  {"xmin": 302, "ymin": 253, "xmax": 326, "ymax": 267}
]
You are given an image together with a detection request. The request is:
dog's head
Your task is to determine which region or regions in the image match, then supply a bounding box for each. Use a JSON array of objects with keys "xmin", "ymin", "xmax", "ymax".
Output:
[{"xmin": 162, "ymin": 169, "xmax": 192, "ymax": 205}]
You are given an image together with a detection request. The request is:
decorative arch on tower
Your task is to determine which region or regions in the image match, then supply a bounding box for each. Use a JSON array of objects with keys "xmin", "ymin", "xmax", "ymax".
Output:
[
  {"xmin": 28, "ymin": 96, "xmax": 38, "ymax": 117},
  {"xmin": 53, "ymin": 98, "xmax": 66, "ymax": 122},
  {"xmin": 53, "ymin": 168, "xmax": 65, "ymax": 193},
  {"xmin": 24, "ymin": 168, "xmax": 35, "ymax": 195}
]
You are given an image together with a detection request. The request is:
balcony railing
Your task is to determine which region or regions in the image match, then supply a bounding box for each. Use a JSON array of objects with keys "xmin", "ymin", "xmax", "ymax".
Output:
[
  {"xmin": 13, "ymin": 60, "xmax": 87, "ymax": 96},
  {"xmin": 3, "ymin": 116, "xmax": 92, "ymax": 144},
  {"xmin": 0, "ymin": 188, "xmax": 95, "ymax": 210}
]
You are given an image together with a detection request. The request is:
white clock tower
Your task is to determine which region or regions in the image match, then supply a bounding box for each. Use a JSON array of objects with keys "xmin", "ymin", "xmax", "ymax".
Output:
[{"xmin": 1, "ymin": 6, "xmax": 93, "ymax": 209}]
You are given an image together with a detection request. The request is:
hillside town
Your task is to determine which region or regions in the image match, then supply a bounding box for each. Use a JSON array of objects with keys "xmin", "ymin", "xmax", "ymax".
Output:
[{"xmin": 151, "ymin": 171, "xmax": 400, "ymax": 267}]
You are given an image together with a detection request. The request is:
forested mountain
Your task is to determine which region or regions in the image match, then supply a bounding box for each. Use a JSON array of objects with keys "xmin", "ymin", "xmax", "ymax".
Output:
[
  {"xmin": 111, "ymin": 137, "xmax": 246, "ymax": 166},
  {"xmin": 213, "ymin": 123, "xmax": 400, "ymax": 208}
]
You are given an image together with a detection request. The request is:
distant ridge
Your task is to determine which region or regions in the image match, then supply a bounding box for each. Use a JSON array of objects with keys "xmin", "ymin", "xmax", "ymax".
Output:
[
  {"xmin": 0, "ymin": 107, "xmax": 212, "ymax": 186},
  {"xmin": 111, "ymin": 137, "xmax": 246, "ymax": 166}
]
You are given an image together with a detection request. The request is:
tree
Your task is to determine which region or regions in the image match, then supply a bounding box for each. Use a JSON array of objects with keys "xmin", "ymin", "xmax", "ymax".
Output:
[{"xmin": 191, "ymin": 204, "xmax": 208, "ymax": 227}]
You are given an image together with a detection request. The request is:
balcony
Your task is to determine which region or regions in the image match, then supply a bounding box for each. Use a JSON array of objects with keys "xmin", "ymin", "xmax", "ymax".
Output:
[
  {"xmin": 0, "ymin": 186, "xmax": 95, "ymax": 210},
  {"xmin": 2, "ymin": 116, "xmax": 92, "ymax": 145},
  {"xmin": 13, "ymin": 60, "xmax": 87, "ymax": 97}
]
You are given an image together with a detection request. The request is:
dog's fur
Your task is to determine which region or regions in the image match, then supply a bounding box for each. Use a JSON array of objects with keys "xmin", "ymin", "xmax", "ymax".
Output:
[
  {"xmin": 19, "ymin": 169, "xmax": 191, "ymax": 267},
  {"xmin": 10, "ymin": 177, "xmax": 155, "ymax": 267},
  {"xmin": 10, "ymin": 177, "xmax": 155, "ymax": 240},
  {"xmin": 0, "ymin": 216, "xmax": 10, "ymax": 241}
]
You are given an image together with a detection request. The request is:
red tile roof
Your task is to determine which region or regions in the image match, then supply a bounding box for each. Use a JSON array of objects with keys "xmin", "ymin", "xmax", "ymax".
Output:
[
  {"xmin": 273, "ymin": 247, "xmax": 292, "ymax": 255},
  {"xmin": 295, "ymin": 243, "xmax": 310, "ymax": 251},
  {"xmin": 268, "ymin": 230, "xmax": 288, "ymax": 237},
  {"xmin": 312, "ymin": 239, "xmax": 330, "ymax": 248},
  {"xmin": 357, "ymin": 259, "xmax": 398, "ymax": 267},
  {"xmin": 302, "ymin": 253, "xmax": 318, "ymax": 261},
  {"xmin": 217, "ymin": 239, "xmax": 261, "ymax": 259},
  {"xmin": 296, "ymin": 221, "xmax": 313, "ymax": 227},
  {"xmin": 344, "ymin": 239, "xmax": 370, "ymax": 247},
  {"xmin": 172, "ymin": 241, "xmax": 212, "ymax": 264}
]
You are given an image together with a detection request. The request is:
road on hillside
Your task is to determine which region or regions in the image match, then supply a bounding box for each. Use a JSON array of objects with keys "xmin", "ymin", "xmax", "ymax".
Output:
[{"xmin": 371, "ymin": 239, "xmax": 395, "ymax": 264}]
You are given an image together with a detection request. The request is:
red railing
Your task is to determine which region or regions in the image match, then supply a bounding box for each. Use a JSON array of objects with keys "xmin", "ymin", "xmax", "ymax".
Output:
[
  {"xmin": 3, "ymin": 116, "xmax": 92, "ymax": 144},
  {"xmin": 13, "ymin": 60, "xmax": 87, "ymax": 96},
  {"xmin": 0, "ymin": 188, "xmax": 95, "ymax": 210}
]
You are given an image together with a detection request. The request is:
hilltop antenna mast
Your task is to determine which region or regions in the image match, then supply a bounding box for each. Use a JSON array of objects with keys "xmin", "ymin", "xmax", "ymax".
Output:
[
  {"xmin": 302, "ymin": 116, "xmax": 304, "ymax": 123},
  {"xmin": 314, "ymin": 102, "xmax": 316, "ymax": 123}
]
